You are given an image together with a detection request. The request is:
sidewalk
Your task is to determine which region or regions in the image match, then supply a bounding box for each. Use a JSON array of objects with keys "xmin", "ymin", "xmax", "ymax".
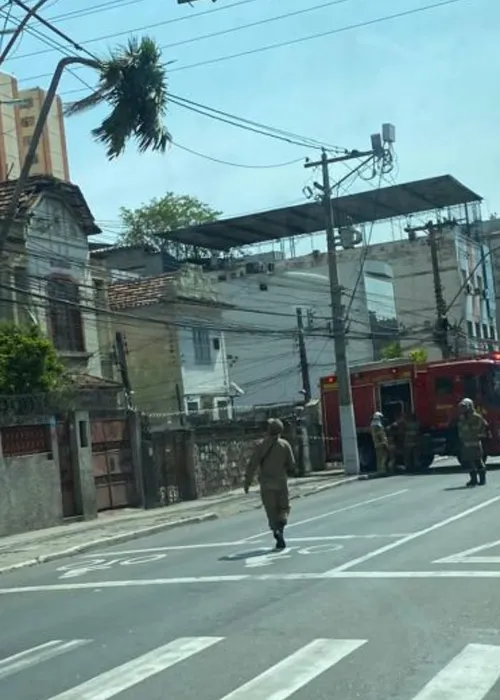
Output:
[{"xmin": 0, "ymin": 471, "xmax": 353, "ymax": 576}]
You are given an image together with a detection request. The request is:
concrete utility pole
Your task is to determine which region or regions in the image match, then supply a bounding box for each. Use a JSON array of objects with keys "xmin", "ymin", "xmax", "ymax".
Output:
[
  {"xmin": 115, "ymin": 331, "xmax": 134, "ymax": 410},
  {"xmin": 304, "ymin": 126, "xmax": 395, "ymax": 476},
  {"xmin": 305, "ymin": 150, "xmax": 360, "ymax": 475},
  {"xmin": 405, "ymin": 219, "xmax": 454, "ymax": 359},
  {"xmin": 296, "ymin": 307, "xmax": 311, "ymax": 403}
]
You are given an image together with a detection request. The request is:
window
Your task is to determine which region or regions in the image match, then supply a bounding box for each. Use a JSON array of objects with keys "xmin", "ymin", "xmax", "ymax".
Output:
[
  {"xmin": 14, "ymin": 267, "xmax": 31, "ymax": 326},
  {"xmin": 435, "ymin": 377, "xmax": 454, "ymax": 395},
  {"xmin": 490, "ymin": 325, "xmax": 496, "ymax": 341},
  {"xmin": 212, "ymin": 337, "xmax": 220, "ymax": 351},
  {"xmin": 20, "ymin": 116, "xmax": 35, "ymax": 128},
  {"xmin": 462, "ymin": 374, "xmax": 478, "ymax": 400},
  {"xmin": 22, "ymin": 136, "xmax": 31, "ymax": 147},
  {"xmin": 47, "ymin": 277, "xmax": 85, "ymax": 352},
  {"xmin": 483, "ymin": 323, "xmax": 489, "ymax": 340},
  {"xmin": 186, "ymin": 400, "xmax": 199, "ymax": 413},
  {"xmin": 475, "ymin": 322, "xmax": 481, "ymax": 338},
  {"xmin": 192, "ymin": 327, "xmax": 211, "ymax": 364},
  {"xmin": 216, "ymin": 400, "xmax": 229, "ymax": 420},
  {"xmin": 467, "ymin": 321, "xmax": 474, "ymax": 338},
  {"xmin": 20, "ymin": 97, "xmax": 33, "ymax": 109}
]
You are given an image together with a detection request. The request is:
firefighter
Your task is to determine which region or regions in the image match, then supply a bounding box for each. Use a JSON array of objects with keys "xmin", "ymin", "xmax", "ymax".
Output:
[
  {"xmin": 244, "ymin": 418, "xmax": 296, "ymax": 550},
  {"xmin": 402, "ymin": 411, "xmax": 421, "ymax": 472},
  {"xmin": 457, "ymin": 398, "xmax": 488, "ymax": 487},
  {"xmin": 371, "ymin": 412, "xmax": 389, "ymax": 475}
]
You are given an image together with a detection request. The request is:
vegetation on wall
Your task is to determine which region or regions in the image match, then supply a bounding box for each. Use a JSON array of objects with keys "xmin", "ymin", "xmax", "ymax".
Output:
[{"xmin": 0, "ymin": 323, "xmax": 67, "ymax": 395}]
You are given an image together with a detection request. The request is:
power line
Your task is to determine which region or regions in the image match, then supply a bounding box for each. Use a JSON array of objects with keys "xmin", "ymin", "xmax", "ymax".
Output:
[
  {"xmin": 167, "ymin": 0, "xmax": 473, "ymax": 74},
  {"xmin": 173, "ymin": 141, "xmax": 304, "ymax": 169},
  {"xmin": 10, "ymin": 0, "xmax": 264, "ymax": 60}
]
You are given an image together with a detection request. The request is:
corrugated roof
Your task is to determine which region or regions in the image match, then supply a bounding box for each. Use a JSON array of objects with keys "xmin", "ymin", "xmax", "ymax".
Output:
[
  {"xmin": 160, "ymin": 175, "xmax": 482, "ymax": 251},
  {"xmin": 0, "ymin": 174, "xmax": 101, "ymax": 235},
  {"xmin": 108, "ymin": 272, "xmax": 174, "ymax": 310}
]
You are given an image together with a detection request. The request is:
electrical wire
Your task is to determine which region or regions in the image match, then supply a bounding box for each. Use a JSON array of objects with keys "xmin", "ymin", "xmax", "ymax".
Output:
[{"xmin": 172, "ymin": 141, "xmax": 304, "ymax": 169}]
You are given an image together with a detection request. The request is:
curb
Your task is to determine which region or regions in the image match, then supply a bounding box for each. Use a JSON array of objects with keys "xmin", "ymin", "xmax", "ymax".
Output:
[{"xmin": 0, "ymin": 512, "xmax": 218, "ymax": 577}]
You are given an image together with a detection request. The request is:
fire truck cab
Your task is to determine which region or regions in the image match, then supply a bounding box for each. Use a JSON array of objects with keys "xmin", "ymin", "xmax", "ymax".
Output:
[{"xmin": 320, "ymin": 353, "xmax": 500, "ymax": 472}]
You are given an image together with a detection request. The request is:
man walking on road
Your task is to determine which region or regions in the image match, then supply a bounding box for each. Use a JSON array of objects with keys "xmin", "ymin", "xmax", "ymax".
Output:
[
  {"xmin": 457, "ymin": 398, "xmax": 488, "ymax": 487},
  {"xmin": 244, "ymin": 418, "xmax": 296, "ymax": 550}
]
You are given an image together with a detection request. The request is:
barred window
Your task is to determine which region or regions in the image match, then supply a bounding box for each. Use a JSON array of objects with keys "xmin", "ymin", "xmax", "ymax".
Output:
[{"xmin": 47, "ymin": 276, "xmax": 85, "ymax": 352}]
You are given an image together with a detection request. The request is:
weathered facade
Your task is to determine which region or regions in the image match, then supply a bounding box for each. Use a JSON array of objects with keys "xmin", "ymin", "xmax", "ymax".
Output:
[{"xmin": 107, "ymin": 265, "xmax": 231, "ymax": 420}]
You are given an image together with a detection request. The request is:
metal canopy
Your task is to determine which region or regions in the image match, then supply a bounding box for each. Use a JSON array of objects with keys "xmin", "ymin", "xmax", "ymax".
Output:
[{"xmin": 162, "ymin": 175, "xmax": 481, "ymax": 252}]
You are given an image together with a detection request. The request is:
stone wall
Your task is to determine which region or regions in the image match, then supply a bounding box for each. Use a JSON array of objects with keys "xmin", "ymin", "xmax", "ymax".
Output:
[{"xmin": 192, "ymin": 422, "xmax": 297, "ymax": 498}]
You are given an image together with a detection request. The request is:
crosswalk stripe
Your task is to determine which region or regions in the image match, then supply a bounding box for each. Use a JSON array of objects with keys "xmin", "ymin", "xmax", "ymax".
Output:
[
  {"xmin": 218, "ymin": 638, "xmax": 366, "ymax": 699},
  {"xmin": 0, "ymin": 640, "xmax": 90, "ymax": 680},
  {"xmin": 45, "ymin": 636, "xmax": 223, "ymax": 700},
  {"xmin": 411, "ymin": 643, "xmax": 500, "ymax": 699}
]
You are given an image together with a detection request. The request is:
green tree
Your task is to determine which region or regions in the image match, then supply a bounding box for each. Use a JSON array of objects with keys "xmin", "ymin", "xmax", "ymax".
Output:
[
  {"xmin": 380, "ymin": 341, "xmax": 403, "ymax": 360},
  {"xmin": 119, "ymin": 192, "xmax": 222, "ymax": 257},
  {"xmin": 65, "ymin": 36, "xmax": 170, "ymax": 159},
  {"xmin": 408, "ymin": 348, "xmax": 428, "ymax": 363},
  {"xmin": 0, "ymin": 324, "xmax": 66, "ymax": 395}
]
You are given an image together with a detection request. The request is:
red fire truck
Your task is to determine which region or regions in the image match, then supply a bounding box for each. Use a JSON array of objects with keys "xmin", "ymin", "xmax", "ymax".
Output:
[{"xmin": 320, "ymin": 353, "xmax": 500, "ymax": 472}]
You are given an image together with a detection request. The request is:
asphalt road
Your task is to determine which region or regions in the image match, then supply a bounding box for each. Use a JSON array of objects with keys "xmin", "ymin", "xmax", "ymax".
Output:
[{"xmin": 3, "ymin": 470, "xmax": 500, "ymax": 699}]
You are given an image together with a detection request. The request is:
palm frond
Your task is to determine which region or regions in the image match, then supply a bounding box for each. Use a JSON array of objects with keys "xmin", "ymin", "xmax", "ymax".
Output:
[{"xmin": 66, "ymin": 36, "xmax": 171, "ymax": 159}]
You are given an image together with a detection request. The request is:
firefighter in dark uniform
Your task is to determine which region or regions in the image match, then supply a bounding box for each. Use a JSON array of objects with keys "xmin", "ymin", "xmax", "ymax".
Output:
[
  {"xmin": 244, "ymin": 419, "xmax": 296, "ymax": 549},
  {"xmin": 402, "ymin": 411, "xmax": 421, "ymax": 471},
  {"xmin": 457, "ymin": 398, "xmax": 488, "ymax": 487}
]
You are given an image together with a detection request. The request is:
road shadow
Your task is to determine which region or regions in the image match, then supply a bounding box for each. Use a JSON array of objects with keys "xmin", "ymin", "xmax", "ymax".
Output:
[
  {"xmin": 443, "ymin": 485, "xmax": 471, "ymax": 491},
  {"xmin": 219, "ymin": 549, "xmax": 274, "ymax": 562}
]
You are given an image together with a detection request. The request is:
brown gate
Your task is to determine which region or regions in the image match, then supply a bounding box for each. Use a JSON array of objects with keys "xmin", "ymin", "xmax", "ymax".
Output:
[
  {"xmin": 91, "ymin": 416, "xmax": 138, "ymax": 511},
  {"xmin": 56, "ymin": 419, "xmax": 79, "ymax": 518}
]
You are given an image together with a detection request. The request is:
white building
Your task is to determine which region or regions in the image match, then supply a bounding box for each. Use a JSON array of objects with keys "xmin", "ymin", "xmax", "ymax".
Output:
[{"xmin": 208, "ymin": 252, "xmax": 380, "ymax": 408}]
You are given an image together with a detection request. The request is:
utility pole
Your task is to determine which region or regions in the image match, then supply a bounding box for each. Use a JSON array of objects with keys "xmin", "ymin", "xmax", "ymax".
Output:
[
  {"xmin": 405, "ymin": 219, "xmax": 454, "ymax": 359},
  {"xmin": 115, "ymin": 331, "xmax": 134, "ymax": 410},
  {"xmin": 296, "ymin": 307, "xmax": 311, "ymax": 403},
  {"xmin": 304, "ymin": 126, "xmax": 395, "ymax": 476}
]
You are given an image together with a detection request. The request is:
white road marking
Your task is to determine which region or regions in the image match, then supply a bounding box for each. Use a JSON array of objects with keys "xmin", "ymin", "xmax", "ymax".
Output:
[
  {"xmin": 0, "ymin": 639, "xmax": 90, "ymax": 680},
  {"xmin": 6, "ymin": 569, "xmax": 500, "ymax": 594},
  {"xmin": 46, "ymin": 637, "xmax": 222, "ymax": 700},
  {"xmin": 246, "ymin": 489, "xmax": 409, "ymax": 540},
  {"xmin": 410, "ymin": 643, "xmax": 500, "ymax": 699},
  {"xmin": 218, "ymin": 639, "xmax": 366, "ymax": 699},
  {"xmin": 328, "ymin": 494, "xmax": 500, "ymax": 573},
  {"xmin": 85, "ymin": 534, "xmax": 410, "ymax": 558},
  {"xmin": 434, "ymin": 538, "xmax": 500, "ymax": 565}
]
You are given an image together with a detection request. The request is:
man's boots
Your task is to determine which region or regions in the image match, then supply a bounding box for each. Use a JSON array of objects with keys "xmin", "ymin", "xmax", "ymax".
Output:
[
  {"xmin": 274, "ymin": 523, "xmax": 286, "ymax": 550},
  {"xmin": 478, "ymin": 470, "xmax": 487, "ymax": 486},
  {"xmin": 466, "ymin": 470, "xmax": 478, "ymax": 487}
]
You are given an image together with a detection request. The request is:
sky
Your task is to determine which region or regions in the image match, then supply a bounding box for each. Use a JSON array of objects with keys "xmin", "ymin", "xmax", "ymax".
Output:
[{"xmin": 2, "ymin": 0, "xmax": 497, "ymax": 251}]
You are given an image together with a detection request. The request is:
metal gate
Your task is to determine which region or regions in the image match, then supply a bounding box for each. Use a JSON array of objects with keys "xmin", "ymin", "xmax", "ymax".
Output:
[
  {"xmin": 91, "ymin": 416, "xmax": 138, "ymax": 511},
  {"xmin": 150, "ymin": 429, "xmax": 193, "ymax": 504}
]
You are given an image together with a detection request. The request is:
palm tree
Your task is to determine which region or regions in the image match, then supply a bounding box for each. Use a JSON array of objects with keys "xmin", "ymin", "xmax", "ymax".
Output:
[
  {"xmin": 0, "ymin": 36, "xmax": 171, "ymax": 254},
  {"xmin": 65, "ymin": 37, "xmax": 171, "ymax": 159}
]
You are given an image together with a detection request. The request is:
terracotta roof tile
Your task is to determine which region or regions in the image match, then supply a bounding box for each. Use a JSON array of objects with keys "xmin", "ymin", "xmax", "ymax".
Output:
[
  {"xmin": 0, "ymin": 174, "xmax": 101, "ymax": 235},
  {"xmin": 108, "ymin": 273, "xmax": 174, "ymax": 310}
]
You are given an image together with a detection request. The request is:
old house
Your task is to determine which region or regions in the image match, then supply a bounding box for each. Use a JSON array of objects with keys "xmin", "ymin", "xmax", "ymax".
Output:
[
  {"xmin": 0, "ymin": 175, "xmax": 113, "ymax": 380},
  {"xmin": 107, "ymin": 265, "xmax": 232, "ymax": 420}
]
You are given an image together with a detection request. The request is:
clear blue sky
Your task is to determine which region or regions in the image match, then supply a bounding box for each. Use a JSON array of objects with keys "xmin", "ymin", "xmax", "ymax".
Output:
[{"xmin": 4, "ymin": 0, "xmax": 496, "ymax": 247}]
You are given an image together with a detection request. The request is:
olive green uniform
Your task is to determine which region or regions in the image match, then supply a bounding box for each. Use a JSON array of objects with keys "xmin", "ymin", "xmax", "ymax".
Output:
[
  {"xmin": 245, "ymin": 436, "xmax": 296, "ymax": 531},
  {"xmin": 403, "ymin": 417, "xmax": 420, "ymax": 471},
  {"xmin": 371, "ymin": 423, "xmax": 389, "ymax": 475},
  {"xmin": 457, "ymin": 411, "xmax": 488, "ymax": 486}
]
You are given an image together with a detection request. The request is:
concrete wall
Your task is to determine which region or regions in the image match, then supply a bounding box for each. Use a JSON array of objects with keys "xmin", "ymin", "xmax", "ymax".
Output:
[
  {"xmin": 25, "ymin": 195, "xmax": 103, "ymax": 376},
  {"xmin": 0, "ymin": 427, "xmax": 62, "ymax": 537}
]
